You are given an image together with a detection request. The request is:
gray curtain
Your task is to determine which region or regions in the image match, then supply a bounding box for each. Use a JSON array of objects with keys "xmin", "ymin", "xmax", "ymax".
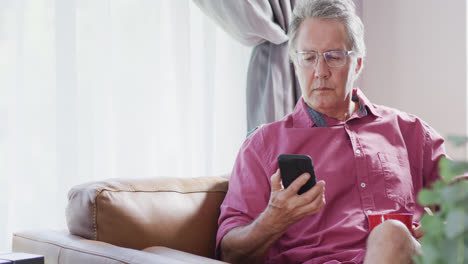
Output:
[
  {"xmin": 192, "ymin": 0, "xmax": 300, "ymax": 131},
  {"xmin": 193, "ymin": 0, "xmax": 362, "ymax": 131}
]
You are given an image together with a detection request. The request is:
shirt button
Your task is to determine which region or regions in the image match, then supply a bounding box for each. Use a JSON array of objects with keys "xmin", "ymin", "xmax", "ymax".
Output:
[
  {"xmin": 355, "ymin": 149, "xmax": 361, "ymax": 154},
  {"xmin": 361, "ymin": 182, "xmax": 366, "ymax": 188}
]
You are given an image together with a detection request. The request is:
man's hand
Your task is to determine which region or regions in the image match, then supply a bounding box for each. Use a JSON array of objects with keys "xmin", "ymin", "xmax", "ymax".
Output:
[
  {"xmin": 220, "ymin": 170, "xmax": 326, "ymax": 263},
  {"xmin": 258, "ymin": 169, "xmax": 326, "ymax": 233}
]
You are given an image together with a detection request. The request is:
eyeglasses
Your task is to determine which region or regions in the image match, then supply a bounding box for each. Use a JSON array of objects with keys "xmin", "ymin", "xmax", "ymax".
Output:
[{"xmin": 295, "ymin": 50, "xmax": 353, "ymax": 68}]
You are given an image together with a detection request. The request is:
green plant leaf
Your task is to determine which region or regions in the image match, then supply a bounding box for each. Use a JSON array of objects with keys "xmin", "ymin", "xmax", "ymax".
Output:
[
  {"xmin": 432, "ymin": 181, "xmax": 445, "ymax": 189},
  {"xmin": 439, "ymin": 185, "xmax": 458, "ymax": 204},
  {"xmin": 420, "ymin": 243, "xmax": 442, "ymax": 264},
  {"xmin": 439, "ymin": 157, "xmax": 468, "ymax": 183},
  {"xmin": 440, "ymin": 182, "xmax": 468, "ymax": 204},
  {"xmin": 448, "ymin": 135, "xmax": 468, "ymax": 147},
  {"xmin": 458, "ymin": 237, "xmax": 466, "ymax": 264},
  {"xmin": 421, "ymin": 214, "xmax": 444, "ymax": 238},
  {"xmin": 413, "ymin": 254, "xmax": 423, "ymax": 264},
  {"xmin": 445, "ymin": 209, "xmax": 465, "ymax": 239},
  {"xmin": 465, "ymin": 210, "xmax": 468, "ymax": 230},
  {"xmin": 439, "ymin": 157, "xmax": 454, "ymax": 182},
  {"xmin": 441, "ymin": 238, "xmax": 460, "ymax": 264},
  {"xmin": 448, "ymin": 161, "xmax": 468, "ymax": 178},
  {"xmin": 417, "ymin": 136, "xmax": 468, "ymax": 263},
  {"xmin": 418, "ymin": 189, "xmax": 439, "ymax": 206},
  {"xmin": 465, "ymin": 246, "xmax": 468, "ymax": 263}
]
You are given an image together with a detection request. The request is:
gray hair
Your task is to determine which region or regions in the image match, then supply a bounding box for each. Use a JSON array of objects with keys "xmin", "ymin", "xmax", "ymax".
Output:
[{"xmin": 288, "ymin": 0, "xmax": 365, "ymax": 61}]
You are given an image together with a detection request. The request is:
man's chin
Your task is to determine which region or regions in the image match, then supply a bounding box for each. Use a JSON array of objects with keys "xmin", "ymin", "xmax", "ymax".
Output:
[
  {"xmin": 306, "ymin": 102, "xmax": 338, "ymax": 112},
  {"xmin": 305, "ymin": 97, "xmax": 338, "ymax": 109}
]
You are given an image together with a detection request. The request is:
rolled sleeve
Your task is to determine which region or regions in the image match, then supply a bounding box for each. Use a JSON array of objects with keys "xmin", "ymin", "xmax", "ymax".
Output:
[
  {"xmin": 422, "ymin": 122, "xmax": 446, "ymax": 186},
  {"xmin": 215, "ymin": 129, "xmax": 272, "ymax": 258}
]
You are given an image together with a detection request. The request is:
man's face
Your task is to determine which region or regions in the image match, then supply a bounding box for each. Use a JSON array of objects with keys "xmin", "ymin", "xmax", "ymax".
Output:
[{"xmin": 294, "ymin": 18, "xmax": 362, "ymax": 115}]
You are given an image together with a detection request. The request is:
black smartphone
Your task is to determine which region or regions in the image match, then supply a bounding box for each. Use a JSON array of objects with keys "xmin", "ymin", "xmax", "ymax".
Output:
[{"xmin": 277, "ymin": 154, "xmax": 317, "ymax": 195}]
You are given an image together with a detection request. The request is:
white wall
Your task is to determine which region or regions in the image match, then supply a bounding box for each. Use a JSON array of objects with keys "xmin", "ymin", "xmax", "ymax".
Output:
[{"xmin": 361, "ymin": 1, "xmax": 467, "ymax": 159}]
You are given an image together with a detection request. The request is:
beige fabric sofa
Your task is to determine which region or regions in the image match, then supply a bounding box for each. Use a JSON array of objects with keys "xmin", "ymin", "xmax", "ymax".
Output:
[{"xmin": 13, "ymin": 176, "xmax": 230, "ymax": 264}]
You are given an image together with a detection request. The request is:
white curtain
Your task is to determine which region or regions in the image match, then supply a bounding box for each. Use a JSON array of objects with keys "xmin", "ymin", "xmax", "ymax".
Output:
[{"xmin": 0, "ymin": 0, "xmax": 251, "ymax": 251}]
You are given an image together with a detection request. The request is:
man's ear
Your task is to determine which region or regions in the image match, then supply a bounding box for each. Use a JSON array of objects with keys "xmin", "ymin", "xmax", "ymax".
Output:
[{"xmin": 355, "ymin": 57, "xmax": 363, "ymax": 74}]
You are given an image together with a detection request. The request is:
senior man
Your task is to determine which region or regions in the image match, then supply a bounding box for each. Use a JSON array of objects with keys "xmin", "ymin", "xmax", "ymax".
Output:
[{"xmin": 216, "ymin": 0, "xmax": 446, "ymax": 263}]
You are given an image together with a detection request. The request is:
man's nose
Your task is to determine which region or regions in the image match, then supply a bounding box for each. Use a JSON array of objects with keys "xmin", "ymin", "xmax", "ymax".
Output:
[{"xmin": 314, "ymin": 55, "xmax": 330, "ymax": 78}]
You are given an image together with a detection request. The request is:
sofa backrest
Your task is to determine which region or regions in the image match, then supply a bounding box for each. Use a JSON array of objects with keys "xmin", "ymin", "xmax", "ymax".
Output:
[{"xmin": 66, "ymin": 176, "xmax": 229, "ymax": 259}]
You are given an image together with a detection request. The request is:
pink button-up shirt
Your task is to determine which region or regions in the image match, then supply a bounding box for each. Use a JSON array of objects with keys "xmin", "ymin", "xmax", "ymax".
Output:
[{"xmin": 216, "ymin": 89, "xmax": 446, "ymax": 264}]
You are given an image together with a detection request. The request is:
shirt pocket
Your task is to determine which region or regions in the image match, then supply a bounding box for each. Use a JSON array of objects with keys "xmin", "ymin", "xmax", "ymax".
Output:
[{"xmin": 377, "ymin": 152, "xmax": 415, "ymax": 210}]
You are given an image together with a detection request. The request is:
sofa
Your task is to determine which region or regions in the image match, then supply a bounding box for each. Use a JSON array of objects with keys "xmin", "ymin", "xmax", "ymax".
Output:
[{"xmin": 12, "ymin": 176, "xmax": 230, "ymax": 264}]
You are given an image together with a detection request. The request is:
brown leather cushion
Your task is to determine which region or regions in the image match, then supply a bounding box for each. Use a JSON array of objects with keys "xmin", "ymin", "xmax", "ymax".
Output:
[{"xmin": 66, "ymin": 177, "xmax": 228, "ymax": 258}]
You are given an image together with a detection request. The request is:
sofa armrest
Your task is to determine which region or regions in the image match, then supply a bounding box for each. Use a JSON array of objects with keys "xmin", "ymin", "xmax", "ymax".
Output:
[
  {"xmin": 66, "ymin": 176, "xmax": 229, "ymax": 259},
  {"xmin": 12, "ymin": 230, "xmax": 187, "ymax": 264},
  {"xmin": 142, "ymin": 246, "xmax": 227, "ymax": 264}
]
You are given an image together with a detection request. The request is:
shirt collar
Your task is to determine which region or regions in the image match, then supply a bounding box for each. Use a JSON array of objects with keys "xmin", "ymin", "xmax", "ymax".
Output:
[
  {"xmin": 354, "ymin": 88, "xmax": 381, "ymax": 118},
  {"xmin": 305, "ymin": 104, "xmax": 328, "ymax": 127}
]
